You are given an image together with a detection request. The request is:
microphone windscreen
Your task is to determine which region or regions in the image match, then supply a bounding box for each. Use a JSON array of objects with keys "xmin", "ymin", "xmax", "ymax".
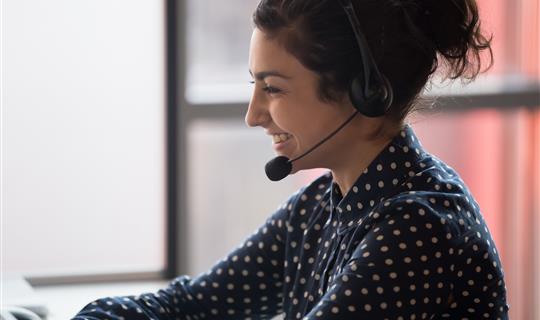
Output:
[{"xmin": 265, "ymin": 156, "xmax": 292, "ymax": 181}]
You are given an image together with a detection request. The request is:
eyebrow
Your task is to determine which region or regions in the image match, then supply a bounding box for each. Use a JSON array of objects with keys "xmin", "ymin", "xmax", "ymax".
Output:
[{"xmin": 249, "ymin": 70, "xmax": 292, "ymax": 81}]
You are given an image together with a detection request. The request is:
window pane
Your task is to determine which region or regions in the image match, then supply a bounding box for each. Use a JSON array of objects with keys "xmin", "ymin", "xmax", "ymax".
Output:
[
  {"xmin": 185, "ymin": 0, "xmax": 539, "ymax": 104},
  {"xmin": 186, "ymin": 0, "xmax": 257, "ymax": 103},
  {"xmin": 2, "ymin": 0, "xmax": 166, "ymax": 277}
]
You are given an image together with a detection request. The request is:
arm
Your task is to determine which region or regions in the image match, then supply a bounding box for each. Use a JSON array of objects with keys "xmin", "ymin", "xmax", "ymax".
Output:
[{"xmin": 72, "ymin": 194, "xmax": 298, "ymax": 320}]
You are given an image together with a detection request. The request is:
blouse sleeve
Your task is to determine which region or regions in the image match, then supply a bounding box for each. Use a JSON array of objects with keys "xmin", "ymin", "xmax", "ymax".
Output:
[
  {"xmin": 302, "ymin": 198, "xmax": 506, "ymax": 319},
  {"xmin": 72, "ymin": 193, "xmax": 298, "ymax": 320}
]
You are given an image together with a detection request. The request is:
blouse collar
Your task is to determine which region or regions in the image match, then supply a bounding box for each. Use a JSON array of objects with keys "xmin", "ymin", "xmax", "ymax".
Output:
[{"xmin": 329, "ymin": 124, "xmax": 426, "ymax": 230}]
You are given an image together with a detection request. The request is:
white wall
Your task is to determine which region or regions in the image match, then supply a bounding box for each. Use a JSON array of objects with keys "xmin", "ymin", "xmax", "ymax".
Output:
[{"xmin": 1, "ymin": 0, "xmax": 166, "ymax": 276}]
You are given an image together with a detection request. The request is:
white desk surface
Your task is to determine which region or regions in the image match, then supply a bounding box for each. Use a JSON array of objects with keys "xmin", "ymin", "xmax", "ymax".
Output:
[{"xmin": 34, "ymin": 281, "xmax": 168, "ymax": 320}]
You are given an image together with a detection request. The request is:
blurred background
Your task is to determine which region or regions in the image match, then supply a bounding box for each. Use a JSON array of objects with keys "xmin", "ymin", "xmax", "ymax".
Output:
[{"xmin": 1, "ymin": 0, "xmax": 539, "ymax": 319}]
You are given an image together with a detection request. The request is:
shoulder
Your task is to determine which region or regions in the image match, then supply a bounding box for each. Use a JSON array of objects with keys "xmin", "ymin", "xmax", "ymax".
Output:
[
  {"xmin": 393, "ymin": 151, "xmax": 481, "ymax": 220},
  {"xmin": 363, "ymin": 156, "xmax": 486, "ymax": 251}
]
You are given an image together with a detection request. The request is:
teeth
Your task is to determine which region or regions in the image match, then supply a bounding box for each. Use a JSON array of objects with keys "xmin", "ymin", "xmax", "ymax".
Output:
[{"xmin": 273, "ymin": 133, "xmax": 291, "ymax": 144}]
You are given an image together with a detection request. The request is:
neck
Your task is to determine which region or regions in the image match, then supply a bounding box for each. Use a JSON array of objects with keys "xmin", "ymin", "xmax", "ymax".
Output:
[{"xmin": 330, "ymin": 119, "xmax": 401, "ymax": 196}]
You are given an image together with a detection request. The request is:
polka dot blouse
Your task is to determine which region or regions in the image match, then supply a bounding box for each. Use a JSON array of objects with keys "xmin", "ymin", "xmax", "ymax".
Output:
[{"xmin": 73, "ymin": 125, "xmax": 509, "ymax": 319}]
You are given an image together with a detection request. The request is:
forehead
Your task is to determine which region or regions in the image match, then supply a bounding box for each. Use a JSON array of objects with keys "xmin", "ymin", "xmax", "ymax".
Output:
[{"xmin": 248, "ymin": 28, "xmax": 305, "ymax": 78}]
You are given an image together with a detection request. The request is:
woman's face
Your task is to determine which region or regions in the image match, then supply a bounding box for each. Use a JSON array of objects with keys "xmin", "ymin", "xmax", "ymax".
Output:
[{"xmin": 246, "ymin": 28, "xmax": 355, "ymax": 173}]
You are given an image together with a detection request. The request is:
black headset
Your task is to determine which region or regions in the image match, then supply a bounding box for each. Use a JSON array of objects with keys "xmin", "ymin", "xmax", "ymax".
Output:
[{"xmin": 338, "ymin": 0, "xmax": 394, "ymax": 117}]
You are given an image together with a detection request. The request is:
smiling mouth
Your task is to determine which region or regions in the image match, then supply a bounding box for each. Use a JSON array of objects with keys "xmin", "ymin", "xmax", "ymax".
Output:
[{"xmin": 272, "ymin": 133, "xmax": 292, "ymax": 144}]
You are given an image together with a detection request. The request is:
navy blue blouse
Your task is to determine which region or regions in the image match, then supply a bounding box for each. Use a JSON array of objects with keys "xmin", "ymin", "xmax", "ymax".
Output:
[{"xmin": 73, "ymin": 125, "xmax": 509, "ymax": 319}]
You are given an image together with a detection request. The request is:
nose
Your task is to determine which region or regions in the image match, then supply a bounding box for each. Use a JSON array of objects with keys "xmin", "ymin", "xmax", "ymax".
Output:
[{"xmin": 245, "ymin": 91, "xmax": 270, "ymax": 128}]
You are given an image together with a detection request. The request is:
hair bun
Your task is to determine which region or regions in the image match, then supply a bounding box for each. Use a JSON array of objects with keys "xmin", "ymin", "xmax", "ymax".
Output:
[{"xmin": 419, "ymin": 0, "xmax": 493, "ymax": 80}]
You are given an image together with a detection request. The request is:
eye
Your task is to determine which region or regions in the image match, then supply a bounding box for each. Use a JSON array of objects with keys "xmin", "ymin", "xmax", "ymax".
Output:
[
  {"xmin": 262, "ymin": 85, "xmax": 282, "ymax": 94},
  {"xmin": 248, "ymin": 80, "xmax": 282, "ymax": 95}
]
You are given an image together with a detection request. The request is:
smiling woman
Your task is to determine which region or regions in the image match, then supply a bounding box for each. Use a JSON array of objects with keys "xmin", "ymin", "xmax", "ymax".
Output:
[{"xmin": 73, "ymin": 0, "xmax": 510, "ymax": 319}]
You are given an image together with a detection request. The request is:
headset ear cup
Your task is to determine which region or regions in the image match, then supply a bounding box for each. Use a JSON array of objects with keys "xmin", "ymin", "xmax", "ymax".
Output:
[
  {"xmin": 348, "ymin": 75, "xmax": 393, "ymax": 118},
  {"xmin": 379, "ymin": 75, "xmax": 394, "ymax": 114},
  {"xmin": 348, "ymin": 76, "xmax": 365, "ymax": 112}
]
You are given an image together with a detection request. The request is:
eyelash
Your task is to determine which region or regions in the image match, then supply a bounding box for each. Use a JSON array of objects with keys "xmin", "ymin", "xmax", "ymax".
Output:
[{"xmin": 249, "ymin": 81, "xmax": 282, "ymax": 94}]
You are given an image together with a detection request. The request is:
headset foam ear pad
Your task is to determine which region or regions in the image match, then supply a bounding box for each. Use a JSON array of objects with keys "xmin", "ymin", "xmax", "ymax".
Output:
[{"xmin": 348, "ymin": 75, "xmax": 393, "ymax": 118}]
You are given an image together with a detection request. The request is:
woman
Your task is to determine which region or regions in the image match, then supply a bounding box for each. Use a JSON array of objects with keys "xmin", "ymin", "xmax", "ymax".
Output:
[{"xmin": 73, "ymin": 0, "xmax": 509, "ymax": 318}]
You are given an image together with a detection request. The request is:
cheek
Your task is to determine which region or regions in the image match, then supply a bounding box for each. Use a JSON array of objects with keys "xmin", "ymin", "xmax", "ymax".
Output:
[
  {"xmin": 269, "ymin": 94, "xmax": 337, "ymax": 145},
  {"xmin": 270, "ymin": 104, "xmax": 307, "ymax": 135},
  {"xmin": 276, "ymin": 111, "xmax": 324, "ymax": 151},
  {"xmin": 267, "ymin": 101, "xmax": 293, "ymax": 130}
]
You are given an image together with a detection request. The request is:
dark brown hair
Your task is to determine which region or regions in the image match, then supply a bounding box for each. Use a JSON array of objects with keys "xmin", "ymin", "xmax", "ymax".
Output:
[{"xmin": 252, "ymin": 0, "xmax": 493, "ymax": 122}]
